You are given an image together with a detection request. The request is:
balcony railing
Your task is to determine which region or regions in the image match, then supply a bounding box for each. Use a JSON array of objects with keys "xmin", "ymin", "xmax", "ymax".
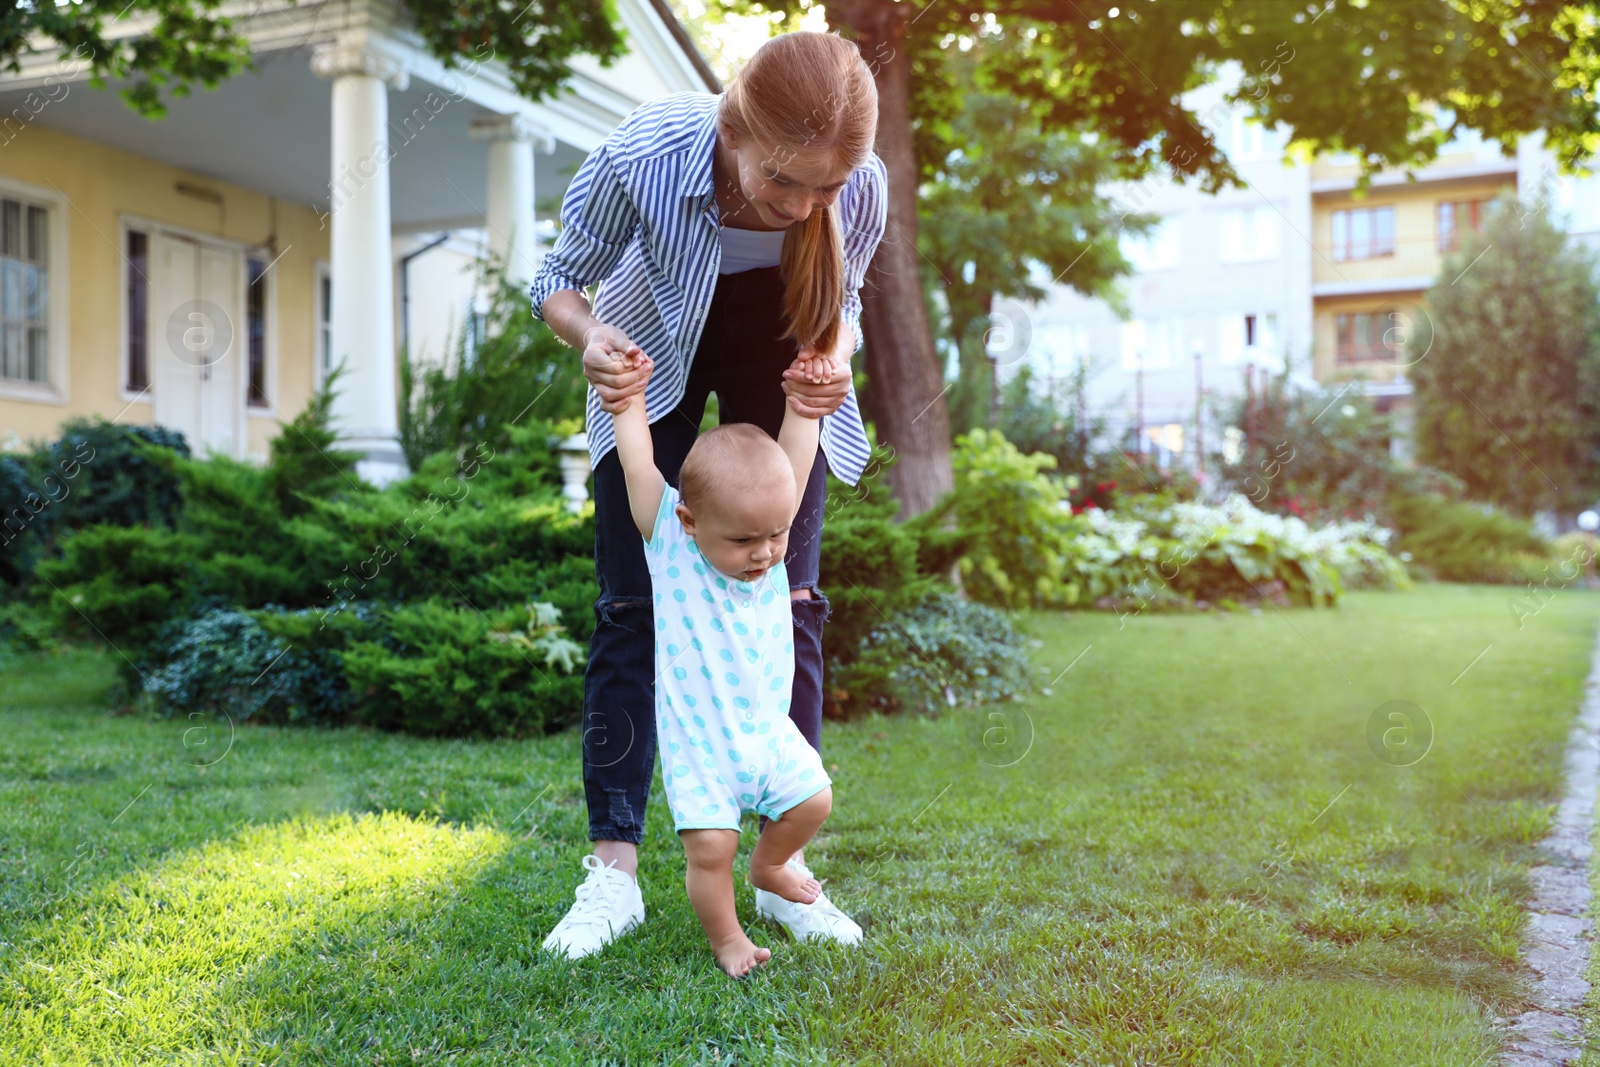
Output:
[{"xmin": 1311, "ymin": 234, "xmax": 1467, "ymax": 290}]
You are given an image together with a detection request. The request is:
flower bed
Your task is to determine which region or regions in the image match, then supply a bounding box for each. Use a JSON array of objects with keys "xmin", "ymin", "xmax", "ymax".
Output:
[{"xmin": 1063, "ymin": 494, "xmax": 1410, "ymax": 610}]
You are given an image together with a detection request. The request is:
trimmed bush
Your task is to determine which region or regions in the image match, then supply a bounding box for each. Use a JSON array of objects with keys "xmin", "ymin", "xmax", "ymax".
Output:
[
  {"xmin": 818, "ymin": 489, "xmax": 940, "ymax": 670},
  {"xmin": 0, "ymin": 453, "xmax": 48, "ymax": 587},
  {"xmin": 138, "ymin": 606, "xmax": 359, "ymax": 726},
  {"xmin": 1, "ymin": 419, "xmax": 189, "ymax": 588},
  {"xmin": 0, "ymin": 599, "xmax": 57, "ymax": 663},
  {"xmin": 35, "ymin": 524, "xmax": 203, "ymax": 658},
  {"xmin": 20, "ymin": 368, "xmax": 599, "ymax": 736},
  {"xmin": 1388, "ymin": 492, "xmax": 1552, "ymax": 584},
  {"xmin": 265, "ymin": 363, "xmax": 365, "ymax": 516},
  {"xmin": 342, "ymin": 599, "xmax": 585, "ymax": 737},
  {"xmin": 827, "ymin": 591, "xmax": 1032, "ymax": 717},
  {"xmin": 42, "ymin": 417, "xmax": 189, "ymax": 532}
]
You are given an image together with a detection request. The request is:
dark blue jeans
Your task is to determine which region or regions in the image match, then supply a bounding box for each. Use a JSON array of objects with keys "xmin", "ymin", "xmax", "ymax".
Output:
[{"xmin": 582, "ymin": 265, "xmax": 831, "ymax": 844}]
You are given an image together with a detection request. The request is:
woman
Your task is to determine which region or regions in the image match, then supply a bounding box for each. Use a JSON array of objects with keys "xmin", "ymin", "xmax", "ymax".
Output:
[{"xmin": 529, "ymin": 30, "xmax": 887, "ymax": 959}]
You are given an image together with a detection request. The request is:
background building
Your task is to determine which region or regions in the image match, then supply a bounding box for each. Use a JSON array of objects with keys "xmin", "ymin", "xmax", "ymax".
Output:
[{"xmin": 995, "ymin": 74, "xmax": 1600, "ymax": 477}]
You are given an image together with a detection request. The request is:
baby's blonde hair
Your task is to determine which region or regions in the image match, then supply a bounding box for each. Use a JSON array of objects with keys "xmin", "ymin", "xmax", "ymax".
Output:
[{"xmin": 679, "ymin": 423, "xmax": 794, "ymax": 514}]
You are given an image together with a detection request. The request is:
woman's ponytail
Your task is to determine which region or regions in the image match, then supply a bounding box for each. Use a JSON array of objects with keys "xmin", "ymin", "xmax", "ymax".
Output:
[{"xmin": 778, "ymin": 203, "xmax": 846, "ymax": 358}]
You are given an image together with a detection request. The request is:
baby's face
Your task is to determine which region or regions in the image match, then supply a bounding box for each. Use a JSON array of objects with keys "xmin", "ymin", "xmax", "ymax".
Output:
[{"xmin": 678, "ymin": 479, "xmax": 795, "ymax": 584}]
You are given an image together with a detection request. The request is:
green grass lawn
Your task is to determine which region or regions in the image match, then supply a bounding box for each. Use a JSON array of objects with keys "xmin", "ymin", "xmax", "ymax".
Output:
[{"xmin": 2, "ymin": 584, "xmax": 1598, "ymax": 1065}]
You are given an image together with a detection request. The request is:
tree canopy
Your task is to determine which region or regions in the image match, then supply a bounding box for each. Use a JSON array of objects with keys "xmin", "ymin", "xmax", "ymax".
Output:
[
  {"xmin": 1412, "ymin": 192, "xmax": 1600, "ymax": 516},
  {"xmin": 739, "ymin": 0, "xmax": 1600, "ymax": 514},
  {"xmin": 919, "ymin": 39, "xmax": 1155, "ymax": 436}
]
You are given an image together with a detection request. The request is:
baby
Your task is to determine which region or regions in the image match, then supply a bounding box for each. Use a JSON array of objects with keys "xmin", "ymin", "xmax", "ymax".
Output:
[{"xmin": 609, "ymin": 344, "xmax": 836, "ymax": 978}]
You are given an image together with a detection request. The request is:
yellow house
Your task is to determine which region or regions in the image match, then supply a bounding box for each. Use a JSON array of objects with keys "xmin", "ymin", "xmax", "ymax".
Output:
[
  {"xmin": 1308, "ymin": 135, "xmax": 1519, "ymax": 405},
  {"xmin": 0, "ymin": 0, "xmax": 716, "ymax": 482}
]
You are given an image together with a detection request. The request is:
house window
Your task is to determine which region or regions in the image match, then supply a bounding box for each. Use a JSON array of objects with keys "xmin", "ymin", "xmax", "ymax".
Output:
[
  {"xmin": 1121, "ymin": 317, "xmax": 1184, "ymax": 370},
  {"xmin": 0, "ymin": 195, "xmax": 50, "ymax": 383},
  {"xmin": 126, "ymin": 228, "xmax": 149, "ymax": 392},
  {"xmin": 1336, "ymin": 309, "xmax": 1402, "ymax": 364},
  {"xmin": 1438, "ymin": 198, "xmax": 1493, "ymax": 253},
  {"xmin": 246, "ymin": 255, "xmax": 268, "ymax": 407},
  {"xmin": 317, "ymin": 265, "xmax": 332, "ymax": 382},
  {"xmin": 1331, "ymin": 206, "xmax": 1396, "ymax": 261},
  {"xmin": 1220, "ymin": 207, "xmax": 1279, "ymax": 262},
  {"xmin": 1221, "ymin": 311, "xmax": 1281, "ymax": 366},
  {"xmin": 1205, "ymin": 113, "xmax": 1278, "ymax": 163},
  {"xmin": 1232, "ymin": 116, "xmax": 1266, "ymax": 161}
]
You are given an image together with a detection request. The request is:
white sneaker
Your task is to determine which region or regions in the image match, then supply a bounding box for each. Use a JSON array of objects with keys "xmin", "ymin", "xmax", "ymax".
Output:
[
  {"xmin": 755, "ymin": 857, "xmax": 864, "ymax": 945},
  {"xmin": 541, "ymin": 854, "xmax": 645, "ymax": 959}
]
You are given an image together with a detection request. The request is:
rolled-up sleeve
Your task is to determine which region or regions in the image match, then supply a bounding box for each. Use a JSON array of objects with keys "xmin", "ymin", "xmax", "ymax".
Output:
[
  {"xmin": 529, "ymin": 138, "xmax": 638, "ymax": 324},
  {"xmin": 838, "ymin": 153, "xmax": 888, "ymax": 357}
]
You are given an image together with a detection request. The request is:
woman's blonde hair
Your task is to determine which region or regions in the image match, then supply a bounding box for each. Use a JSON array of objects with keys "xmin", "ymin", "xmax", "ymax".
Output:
[{"xmin": 717, "ymin": 31, "xmax": 879, "ymax": 358}]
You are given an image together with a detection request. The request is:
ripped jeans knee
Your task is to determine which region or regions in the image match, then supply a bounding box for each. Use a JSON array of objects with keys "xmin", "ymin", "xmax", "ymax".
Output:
[
  {"xmin": 594, "ymin": 593, "xmax": 652, "ymax": 631},
  {"xmin": 789, "ymin": 584, "xmax": 831, "ymax": 626}
]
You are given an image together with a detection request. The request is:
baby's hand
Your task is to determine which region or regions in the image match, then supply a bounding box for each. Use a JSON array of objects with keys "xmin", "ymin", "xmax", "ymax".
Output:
[
  {"xmin": 610, "ymin": 345, "xmax": 651, "ymax": 376},
  {"xmin": 583, "ymin": 326, "xmax": 652, "ymax": 414},
  {"xmin": 790, "ymin": 353, "xmax": 834, "ymax": 385}
]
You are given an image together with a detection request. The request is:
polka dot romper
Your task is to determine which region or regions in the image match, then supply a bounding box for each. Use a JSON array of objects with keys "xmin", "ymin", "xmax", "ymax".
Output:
[{"xmin": 644, "ymin": 484, "xmax": 832, "ymax": 832}]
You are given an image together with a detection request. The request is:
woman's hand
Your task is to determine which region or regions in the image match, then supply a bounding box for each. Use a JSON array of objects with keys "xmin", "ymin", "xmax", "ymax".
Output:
[
  {"xmin": 782, "ymin": 334, "xmax": 853, "ymax": 419},
  {"xmin": 582, "ymin": 324, "xmax": 653, "ymax": 414}
]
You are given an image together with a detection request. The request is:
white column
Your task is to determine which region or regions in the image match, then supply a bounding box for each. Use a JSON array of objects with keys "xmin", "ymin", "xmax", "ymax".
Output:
[
  {"xmin": 470, "ymin": 114, "xmax": 555, "ymax": 290},
  {"xmin": 312, "ymin": 41, "xmax": 410, "ymax": 488}
]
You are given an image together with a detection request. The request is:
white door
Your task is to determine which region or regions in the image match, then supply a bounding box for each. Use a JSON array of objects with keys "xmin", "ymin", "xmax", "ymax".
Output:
[{"xmin": 149, "ymin": 231, "xmax": 244, "ymax": 458}]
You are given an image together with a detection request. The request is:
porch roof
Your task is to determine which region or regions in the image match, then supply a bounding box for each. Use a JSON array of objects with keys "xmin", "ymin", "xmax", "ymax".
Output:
[{"xmin": 0, "ymin": 0, "xmax": 719, "ymax": 229}]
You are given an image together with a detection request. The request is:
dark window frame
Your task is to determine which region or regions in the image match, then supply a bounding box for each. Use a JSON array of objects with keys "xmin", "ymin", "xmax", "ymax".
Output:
[
  {"xmin": 0, "ymin": 194, "xmax": 51, "ymax": 384},
  {"xmin": 1437, "ymin": 198, "xmax": 1493, "ymax": 253},
  {"xmin": 125, "ymin": 228, "xmax": 149, "ymax": 392},
  {"xmin": 1330, "ymin": 206, "xmax": 1397, "ymax": 262},
  {"xmin": 1335, "ymin": 308, "xmax": 1402, "ymax": 365},
  {"xmin": 246, "ymin": 255, "xmax": 268, "ymax": 407}
]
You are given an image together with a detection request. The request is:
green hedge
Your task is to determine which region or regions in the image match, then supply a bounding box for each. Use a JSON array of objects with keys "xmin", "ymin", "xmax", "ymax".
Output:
[
  {"xmin": 1, "ymin": 418, "xmax": 189, "ymax": 588},
  {"xmin": 1387, "ymin": 492, "xmax": 1552, "ymax": 584},
  {"xmin": 343, "ymin": 599, "xmax": 584, "ymax": 737},
  {"xmin": 13, "ymin": 373, "xmax": 597, "ymax": 734}
]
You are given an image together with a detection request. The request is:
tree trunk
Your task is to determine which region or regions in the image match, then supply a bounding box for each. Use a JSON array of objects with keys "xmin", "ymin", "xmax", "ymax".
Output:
[
  {"xmin": 945, "ymin": 281, "xmax": 982, "ymax": 437},
  {"xmin": 975, "ymin": 284, "xmax": 996, "ymax": 428},
  {"xmin": 830, "ymin": 0, "xmax": 954, "ymax": 519}
]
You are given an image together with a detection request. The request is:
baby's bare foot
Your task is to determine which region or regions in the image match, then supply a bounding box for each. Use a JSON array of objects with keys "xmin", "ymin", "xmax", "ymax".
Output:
[
  {"xmin": 711, "ymin": 932, "xmax": 772, "ymax": 978},
  {"xmin": 749, "ymin": 860, "xmax": 822, "ymax": 904}
]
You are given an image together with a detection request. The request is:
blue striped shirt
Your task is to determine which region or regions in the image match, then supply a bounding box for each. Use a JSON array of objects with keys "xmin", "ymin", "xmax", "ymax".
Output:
[{"xmin": 528, "ymin": 91, "xmax": 888, "ymax": 486}]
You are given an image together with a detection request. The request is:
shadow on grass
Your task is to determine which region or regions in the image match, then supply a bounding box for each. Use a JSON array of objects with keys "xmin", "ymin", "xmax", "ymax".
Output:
[{"xmin": 1, "ymin": 809, "xmax": 837, "ymax": 1066}]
